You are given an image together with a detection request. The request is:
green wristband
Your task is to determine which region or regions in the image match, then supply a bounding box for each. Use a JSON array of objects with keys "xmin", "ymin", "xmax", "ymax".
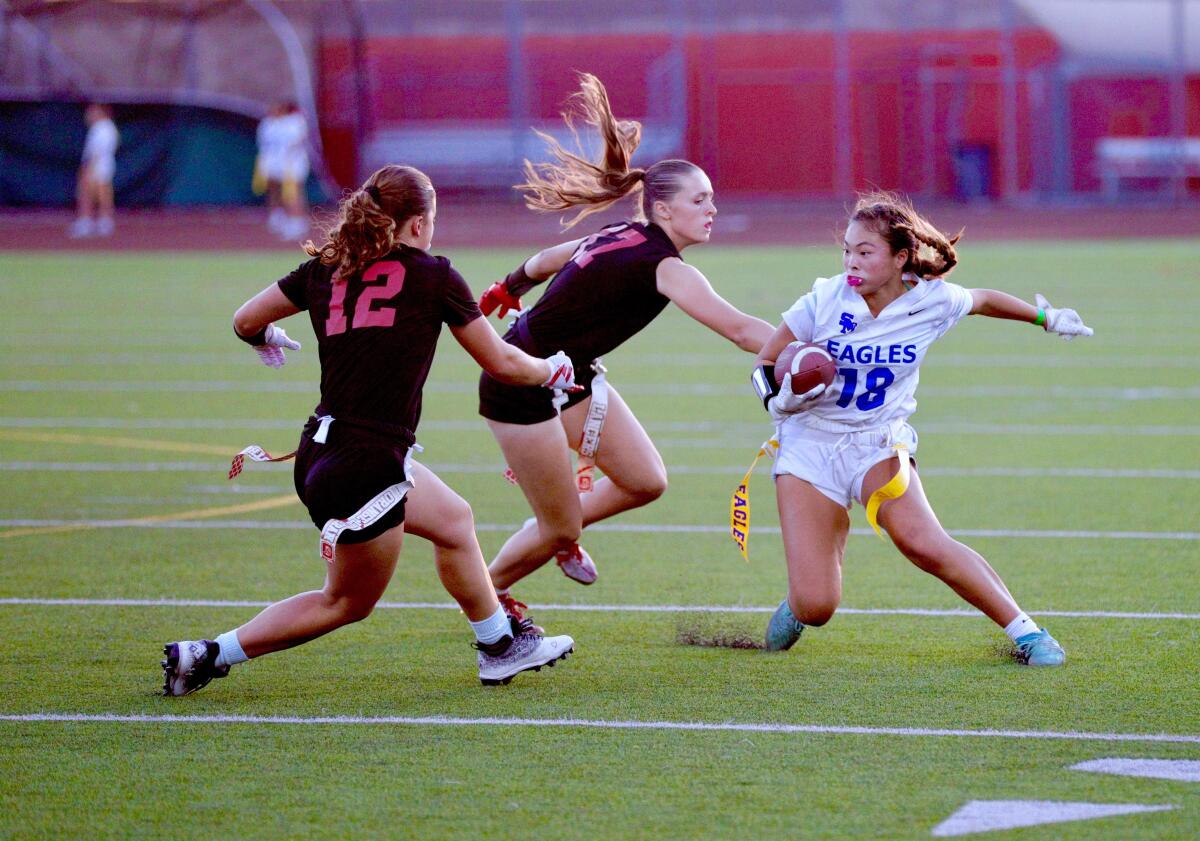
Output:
[{"xmin": 1034, "ymin": 308, "xmax": 1046, "ymax": 327}]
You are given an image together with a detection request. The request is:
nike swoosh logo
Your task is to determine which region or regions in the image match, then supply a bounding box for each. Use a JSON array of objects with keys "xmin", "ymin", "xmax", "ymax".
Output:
[{"xmin": 908, "ymin": 308, "xmax": 927, "ymax": 316}]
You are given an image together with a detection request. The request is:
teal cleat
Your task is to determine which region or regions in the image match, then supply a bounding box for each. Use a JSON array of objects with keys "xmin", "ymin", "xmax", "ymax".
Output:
[
  {"xmin": 764, "ymin": 599, "xmax": 805, "ymax": 651},
  {"xmin": 1013, "ymin": 628, "xmax": 1066, "ymax": 666}
]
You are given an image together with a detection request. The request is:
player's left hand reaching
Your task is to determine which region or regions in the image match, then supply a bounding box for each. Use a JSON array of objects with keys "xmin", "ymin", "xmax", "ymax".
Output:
[
  {"xmin": 252, "ymin": 324, "xmax": 302, "ymax": 368},
  {"xmin": 541, "ymin": 350, "xmax": 578, "ymax": 391},
  {"xmin": 479, "ymin": 280, "xmax": 523, "ymax": 319},
  {"xmin": 1036, "ymin": 293, "xmax": 1093, "ymax": 341}
]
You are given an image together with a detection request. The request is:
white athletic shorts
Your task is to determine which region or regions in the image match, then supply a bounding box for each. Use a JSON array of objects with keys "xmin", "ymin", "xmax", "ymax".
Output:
[
  {"xmin": 281, "ymin": 154, "xmax": 310, "ymax": 183},
  {"xmin": 772, "ymin": 417, "xmax": 918, "ymax": 508},
  {"xmin": 259, "ymin": 152, "xmax": 284, "ymax": 181},
  {"xmin": 87, "ymin": 156, "xmax": 115, "ymax": 183}
]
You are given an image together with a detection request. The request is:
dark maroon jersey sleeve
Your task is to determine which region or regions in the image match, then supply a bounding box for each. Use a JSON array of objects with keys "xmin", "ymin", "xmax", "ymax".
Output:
[
  {"xmin": 441, "ymin": 264, "xmax": 483, "ymax": 327},
  {"xmin": 276, "ymin": 259, "xmax": 316, "ymax": 311}
]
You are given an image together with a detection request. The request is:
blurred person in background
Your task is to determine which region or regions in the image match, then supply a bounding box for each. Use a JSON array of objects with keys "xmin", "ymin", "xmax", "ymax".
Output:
[
  {"xmin": 751, "ymin": 191, "xmax": 1093, "ymax": 664},
  {"xmin": 254, "ymin": 102, "xmax": 287, "ymax": 235},
  {"xmin": 162, "ymin": 164, "xmax": 578, "ymax": 696},
  {"xmin": 276, "ymin": 101, "xmax": 311, "ymax": 241},
  {"xmin": 68, "ymin": 103, "xmax": 118, "ymax": 238},
  {"xmin": 475, "ymin": 73, "xmax": 773, "ymax": 628}
]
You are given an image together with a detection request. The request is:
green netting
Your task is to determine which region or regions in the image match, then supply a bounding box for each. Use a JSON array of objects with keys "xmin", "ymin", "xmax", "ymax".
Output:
[{"xmin": 0, "ymin": 102, "xmax": 324, "ymax": 207}]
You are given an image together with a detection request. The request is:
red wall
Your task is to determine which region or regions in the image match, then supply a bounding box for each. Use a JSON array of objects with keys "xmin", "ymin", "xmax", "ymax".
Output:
[{"xmin": 318, "ymin": 28, "xmax": 1198, "ymax": 197}]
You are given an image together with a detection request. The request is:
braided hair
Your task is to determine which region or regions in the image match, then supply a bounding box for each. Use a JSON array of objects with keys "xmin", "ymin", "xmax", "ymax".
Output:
[
  {"xmin": 305, "ymin": 165, "xmax": 434, "ymax": 278},
  {"xmin": 850, "ymin": 191, "xmax": 961, "ymax": 278}
]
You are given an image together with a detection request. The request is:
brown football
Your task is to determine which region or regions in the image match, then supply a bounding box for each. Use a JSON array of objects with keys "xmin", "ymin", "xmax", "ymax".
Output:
[{"xmin": 773, "ymin": 341, "xmax": 837, "ymax": 393}]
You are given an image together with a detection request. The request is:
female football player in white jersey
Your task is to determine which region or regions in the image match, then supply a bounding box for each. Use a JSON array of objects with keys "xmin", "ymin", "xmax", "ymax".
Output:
[{"xmin": 752, "ymin": 192, "xmax": 1092, "ymax": 665}]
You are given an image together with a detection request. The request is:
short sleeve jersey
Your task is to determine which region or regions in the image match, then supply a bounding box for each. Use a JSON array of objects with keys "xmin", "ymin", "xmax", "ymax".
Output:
[
  {"xmin": 83, "ymin": 119, "xmax": 118, "ymax": 163},
  {"xmin": 779, "ymin": 272, "xmax": 973, "ymax": 429},
  {"xmin": 276, "ymin": 112, "xmax": 309, "ymax": 165},
  {"xmin": 513, "ymin": 220, "xmax": 679, "ymax": 364},
  {"xmin": 277, "ymin": 246, "xmax": 481, "ymax": 438}
]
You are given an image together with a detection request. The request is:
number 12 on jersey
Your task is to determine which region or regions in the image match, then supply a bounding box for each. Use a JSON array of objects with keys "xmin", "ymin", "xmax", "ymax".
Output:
[{"xmin": 326, "ymin": 261, "xmax": 406, "ymax": 336}]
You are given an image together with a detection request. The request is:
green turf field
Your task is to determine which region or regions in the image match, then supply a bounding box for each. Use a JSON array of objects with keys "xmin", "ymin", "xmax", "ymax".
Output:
[{"xmin": 1, "ymin": 242, "xmax": 1198, "ymax": 839}]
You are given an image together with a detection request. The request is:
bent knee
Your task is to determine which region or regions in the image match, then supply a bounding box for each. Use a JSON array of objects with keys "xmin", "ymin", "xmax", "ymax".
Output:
[
  {"xmin": 326, "ymin": 594, "xmax": 376, "ymax": 625},
  {"xmin": 621, "ymin": 470, "xmax": 668, "ymax": 506},
  {"xmin": 788, "ymin": 594, "xmax": 838, "ymax": 627},
  {"xmin": 891, "ymin": 529, "xmax": 954, "ymax": 574},
  {"xmin": 430, "ymin": 495, "xmax": 477, "ymax": 547},
  {"xmin": 540, "ymin": 521, "xmax": 582, "ymax": 552}
]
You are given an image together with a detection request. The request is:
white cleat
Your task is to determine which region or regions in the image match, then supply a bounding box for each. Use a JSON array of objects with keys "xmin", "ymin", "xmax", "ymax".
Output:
[
  {"xmin": 161, "ymin": 639, "xmax": 230, "ymax": 696},
  {"xmin": 477, "ymin": 632, "xmax": 574, "ymax": 686}
]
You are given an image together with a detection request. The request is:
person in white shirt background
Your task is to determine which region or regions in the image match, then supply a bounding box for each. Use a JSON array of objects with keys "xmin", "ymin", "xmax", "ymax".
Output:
[
  {"xmin": 255, "ymin": 103, "xmax": 287, "ymax": 235},
  {"xmin": 69, "ymin": 103, "xmax": 119, "ymax": 238},
  {"xmin": 751, "ymin": 191, "xmax": 1093, "ymax": 666},
  {"xmin": 275, "ymin": 101, "xmax": 311, "ymax": 241}
]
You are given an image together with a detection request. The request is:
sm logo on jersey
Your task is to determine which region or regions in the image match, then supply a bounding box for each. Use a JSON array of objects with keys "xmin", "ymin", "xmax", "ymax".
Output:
[{"xmin": 839, "ymin": 312, "xmax": 857, "ymax": 334}]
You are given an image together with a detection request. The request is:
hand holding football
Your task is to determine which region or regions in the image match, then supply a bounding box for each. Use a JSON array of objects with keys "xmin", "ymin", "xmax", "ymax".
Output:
[{"xmin": 773, "ymin": 341, "xmax": 837, "ymax": 394}]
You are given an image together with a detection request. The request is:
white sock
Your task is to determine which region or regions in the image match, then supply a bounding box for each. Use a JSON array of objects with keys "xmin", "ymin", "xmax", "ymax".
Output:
[
  {"xmin": 1003, "ymin": 613, "xmax": 1040, "ymax": 641},
  {"xmin": 214, "ymin": 630, "xmax": 249, "ymax": 667},
  {"xmin": 469, "ymin": 606, "xmax": 512, "ymax": 645}
]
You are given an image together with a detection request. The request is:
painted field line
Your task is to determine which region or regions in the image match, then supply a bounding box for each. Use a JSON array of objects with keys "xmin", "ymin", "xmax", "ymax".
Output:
[
  {"xmin": 2, "ymin": 713, "xmax": 1198, "ymax": 744},
  {"xmin": 3, "ymin": 598, "xmax": 1198, "ymax": 621},
  {"xmin": 6, "ymin": 419, "xmax": 1200, "ymax": 440},
  {"xmin": 11, "ymin": 351, "xmax": 1197, "ymax": 370},
  {"xmin": 8, "ymin": 416, "xmax": 1200, "ymax": 442},
  {"xmin": 1, "ymin": 519, "xmax": 1196, "ymax": 541},
  {"xmin": 0, "ymin": 429, "xmax": 233, "ymax": 455},
  {"xmin": 0, "ymin": 496, "xmax": 297, "ymax": 539},
  {"xmin": 5, "ymin": 380, "xmax": 1198, "ymax": 401},
  {"xmin": 4, "ymin": 460, "xmax": 1199, "ymax": 480}
]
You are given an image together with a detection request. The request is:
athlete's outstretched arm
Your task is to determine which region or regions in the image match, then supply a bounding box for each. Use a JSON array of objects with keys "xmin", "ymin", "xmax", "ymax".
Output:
[
  {"xmin": 234, "ymin": 283, "xmax": 302, "ymax": 336},
  {"xmin": 656, "ymin": 259, "xmax": 774, "ymax": 353},
  {"xmin": 969, "ymin": 288, "xmax": 1093, "ymax": 339},
  {"xmin": 754, "ymin": 322, "xmax": 801, "ymax": 366},
  {"xmin": 480, "ymin": 237, "xmax": 588, "ymax": 317},
  {"xmin": 233, "ymin": 283, "xmax": 303, "ymax": 368},
  {"xmin": 450, "ymin": 317, "xmax": 573, "ymax": 388},
  {"xmin": 523, "ymin": 237, "xmax": 588, "ymax": 280}
]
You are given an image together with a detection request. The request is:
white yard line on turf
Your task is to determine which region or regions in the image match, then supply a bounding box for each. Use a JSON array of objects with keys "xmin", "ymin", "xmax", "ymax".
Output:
[
  {"xmin": 3, "ymin": 459, "xmax": 1200, "ymax": 480},
  {"xmin": 2, "ymin": 598, "xmax": 1197, "ymax": 621},
  {"xmin": 4, "ymin": 380, "xmax": 1198, "ymax": 400},
  {"xmin": 7, "ymin": 415, "xmax": 1200, "ymax": 437},
  {"xmin": 1, "ymin": 713, "xmax": 1197, "ymax": 744},
  {"xmin": 3, "ymin": 519, "xmax": 1197, "ymax": 540},
  {"xmin": 8, "ymin": 351, "xmax": 1197, "ymax": 369}
]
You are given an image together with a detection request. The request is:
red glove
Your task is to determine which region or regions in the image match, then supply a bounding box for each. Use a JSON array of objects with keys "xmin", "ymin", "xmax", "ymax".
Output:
[{"xmin": 479, "ymin": 280, "xmax": 523, "ymax": 319}]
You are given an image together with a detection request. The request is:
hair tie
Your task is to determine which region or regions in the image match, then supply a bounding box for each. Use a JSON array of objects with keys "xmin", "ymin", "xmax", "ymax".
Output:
[{"xmin": 365, "ymin": 185, "xmax": 382, "ymax": 204}]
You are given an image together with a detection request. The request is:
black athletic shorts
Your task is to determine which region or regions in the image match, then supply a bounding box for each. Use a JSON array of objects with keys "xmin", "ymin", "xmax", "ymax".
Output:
[
  {"xmin": 477, "ymin": 319, "xmax": 596, "ymax": 425},
  {"xmin": 478, "ymin": 370, "xmax": 594, "ymax": 425},
  {"xmin": 293, "ymin": 415, "xmax": 410, "ymax": 544}
]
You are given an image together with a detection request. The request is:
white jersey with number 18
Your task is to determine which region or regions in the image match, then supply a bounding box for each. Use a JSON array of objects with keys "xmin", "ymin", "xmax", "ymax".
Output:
[{"xmin": 780, "ymin": 272, "xmax": 973, "ymax": 431}]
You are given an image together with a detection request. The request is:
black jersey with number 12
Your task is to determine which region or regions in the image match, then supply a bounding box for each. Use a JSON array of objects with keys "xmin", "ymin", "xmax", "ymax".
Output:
[{"xmin": 277, "ymin": 245, "xmax": 481, "ymax": 440}]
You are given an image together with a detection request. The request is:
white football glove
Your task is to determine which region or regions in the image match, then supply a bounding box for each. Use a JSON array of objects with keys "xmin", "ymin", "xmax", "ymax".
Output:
[
  {"xmin": 767, "ymin": 373, "xmax": 826, "ymax": 424},
  {"xmin": 541, "ymin": 350, "xmax": 577, "ymax": 390},
  {"xmin": 1036, "ymin": 293, "xmax": 1093, "ymax": 341},
  {"xmin": 253, "ymin": 324, "xmax": 302, "ymax": 368}
]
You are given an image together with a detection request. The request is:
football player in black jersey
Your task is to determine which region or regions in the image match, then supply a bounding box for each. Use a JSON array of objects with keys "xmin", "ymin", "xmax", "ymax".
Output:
[
  {"xmin": 163, "ymin": 165, "xmax": 578, "ymax": 695},
  {"xmin": 476, "ymin": 74, "xmax": 774, "ymax": 623}
]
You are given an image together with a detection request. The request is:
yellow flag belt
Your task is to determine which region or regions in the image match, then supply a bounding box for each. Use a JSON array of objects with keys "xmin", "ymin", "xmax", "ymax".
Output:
[
  {"xmin": 865, "ymin": 443, "xmax": 911, "ymax": 538},
  {"xmin": 729, "ymin": 437, "xmax": 778, "ymax": 561},
  {"xmin": 729, "ymin": 438, "xmax": 911, "ymax": 559}
]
